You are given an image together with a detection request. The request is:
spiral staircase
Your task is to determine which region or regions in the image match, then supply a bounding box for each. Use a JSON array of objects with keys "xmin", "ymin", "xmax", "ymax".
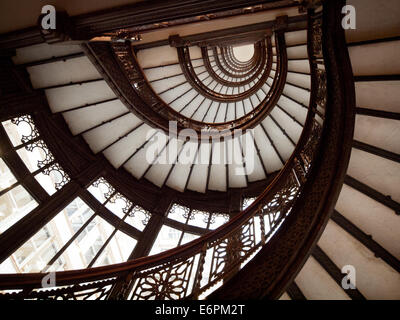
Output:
[{"xmin": 0, "ymin": 0, "xmax": 398, "ymax": 300}]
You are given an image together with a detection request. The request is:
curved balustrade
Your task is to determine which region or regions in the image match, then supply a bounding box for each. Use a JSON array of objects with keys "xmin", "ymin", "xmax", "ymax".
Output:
[
  {"xmin": 83, "ymin": 29, "xmax": 288, "ymax": 138},
  {"xmin": 0, "ymin": 0, "xmax": 354, "ymax": 300},
  {"xmin": 208, "ymin": 45, "xmax": 261, "ymax": 80},
  {"xmin": 209, "ymin": 0, "xmax": 355, "ymax": 299},
  {"xmin": 178, "ymin": 39, "xmax": 271, "ymax": 102},
  {"xmin": 201, "ymin": 44, "xmax": 263, "ymax": 87},
  {"xmin": 0, "ymin": 104, "xmax": 322, "ymax": 299},
  {"xmin": 219, "ymin": 47, "xmax": 257, "ymax": 74}
]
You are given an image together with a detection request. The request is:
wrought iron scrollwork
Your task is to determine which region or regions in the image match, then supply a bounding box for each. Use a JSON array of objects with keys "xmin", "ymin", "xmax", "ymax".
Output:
[
  {"xmin": 42, "ymin": 163, "xmax": 70, "ymax": 190},
  {"xmin": 91, "ymin": 177, "xmax": 116, "ymax": 200},
  {"xmin": 170, "ymin": 203, "xmax": 191, "ymax": 221},
  {"xmin": 25, "ymin": 140, "xmax": 55, "ymax": 169},
  {"xmin": 209, "ymin": 213, "xmax": 229, "ymax": 225},
  {"xmin": 10, "ymin": 115, "xmax": 40, "ymax": 145},
  {"xmin": 130, "ymin": 205, "xmax": 151, "ymax": 226},
  {"xmin": 6, "ymin": 115, "xmax": 70, "ymax": 192},
  {"xmin": 190, "ymin": 209, "xmax": 210, "ymax": 225},
  {"xmin": 109, "ymin": 192, "xmax": 133, "ymax": 214}
]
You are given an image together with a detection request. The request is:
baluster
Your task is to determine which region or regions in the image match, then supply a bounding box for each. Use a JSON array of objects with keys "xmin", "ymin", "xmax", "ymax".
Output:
[
  {"xmin": 107, "ymin": 271, "xmax": 134, "ymax": 300},
  {"xmin": 258, "ymin": 209, "xmax": 266, "ymax": 245},
  {"xmin": 293, "ymin": 156, "xmax": 307, "ymax": 185},
  {"xmin": 190, "ymin": 243, "xmax": 207, "ymax": 299}
]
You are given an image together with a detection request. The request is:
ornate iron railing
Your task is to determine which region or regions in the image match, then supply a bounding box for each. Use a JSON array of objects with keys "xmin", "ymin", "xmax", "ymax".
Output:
[
  {"xmin": 0, "ymin": 0, "xmax": 354, "ymax": 300},
  {"xmin": 177, "ymin": 39, "xmax": 270, "ymax": 101},
  {"xmin": 84, "ymin": 21, "xmax": 287, "ymax": 139}
]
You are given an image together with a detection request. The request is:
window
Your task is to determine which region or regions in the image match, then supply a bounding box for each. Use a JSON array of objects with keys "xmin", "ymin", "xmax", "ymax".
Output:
[
  {"xmin": 149, "ymin": 203, "xmax": 230, "ymax": 255},
  {"xmin": 0, "ymin": 158, "xmax": 17, "ymax": 192},
  {"xmin": 167, "ymin": 203, "xmax": 229, "ymax": 230},
  {"xmin": 88, "ymin": 177, "xmax": 151, "ymax": 231},
  {"xmin": 93, "ymin": 231, "xmax": 137, "ymax": 267},
  {"xmin": 0, "ymin": 111, "xmax": 170, "ymax": 274},
  {"xmin": 0, "ymin": 184, "xmax": 38, "ymax": 234},
  {"xmin": 0, "ymin": 197, "xmax": 94, "ymax": 273},
  {"xmin": 150, "ymin": 225, "xmax": 182, "ymax": 255},
  {"xmin": 2, "ymin": 116, "xmax": 70, "ymax": 196}
]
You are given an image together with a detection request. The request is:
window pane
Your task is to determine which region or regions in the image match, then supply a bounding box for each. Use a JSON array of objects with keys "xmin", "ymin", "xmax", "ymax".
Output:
[
  {"xmin": 87, "ymin": 177, "xmax": 115, "ymax": 204},
  {"xmin": 187, "ymin": 210, "xmax": 209, "ymax": 229},
  {"xmin": 0, "ymin": 158, "xmax": 17, "ymax": 192},
  {"xmin": 113, "ymin": 231, "xmax": 137, "ymax": 261},
  {"xmin": 58, "ymin": 216, "xmax": 114, "ymax": 270},
  {"xmin": 93, "ymin": 231, "xmax": 137, "ymax": 267},
  {"xmin": 3, "ymin": 197, "xmax": 94, "ymax": 273},
  {"xmin": 35, "ymin": 164, "xmax": 70, "ymax": 195},
  {"xmin": 35, "ymin": 172, "xmax": 57, "ymax": 195},
  {"xmin": 167, "ymin": 203, "xmax": 190, "ymax": 223},
  {"xmin": 124, "ymin": 205, "xmax": 150, "ymax": 231},
  {"xmin": 2, "ymin": 116, "xmax": 39, "ymax": 147},
  {"xmin": 180, "ymin": 232, "xmax": 199, "ymax": 245},
  {"xmin": 0, "ymin": 185, "xmax": 38, "ymax": 234},
  {"xmin": 149, "ymin": 225, "xmax": 182, "ymax": 255},
  {"xmin": 105, "ymin": 193, "xmax": 132, "ymax": 219},
  {"xmin": 16, "ymin": 140, "xmax": 54, "ymax": 173},
  {"xmin": 209, "ymin": 213, "xmax": 229, "ymax": 230},
  {"xmin": 12, "ymin": 225, "xmax": 53, "ymax": 272}
]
